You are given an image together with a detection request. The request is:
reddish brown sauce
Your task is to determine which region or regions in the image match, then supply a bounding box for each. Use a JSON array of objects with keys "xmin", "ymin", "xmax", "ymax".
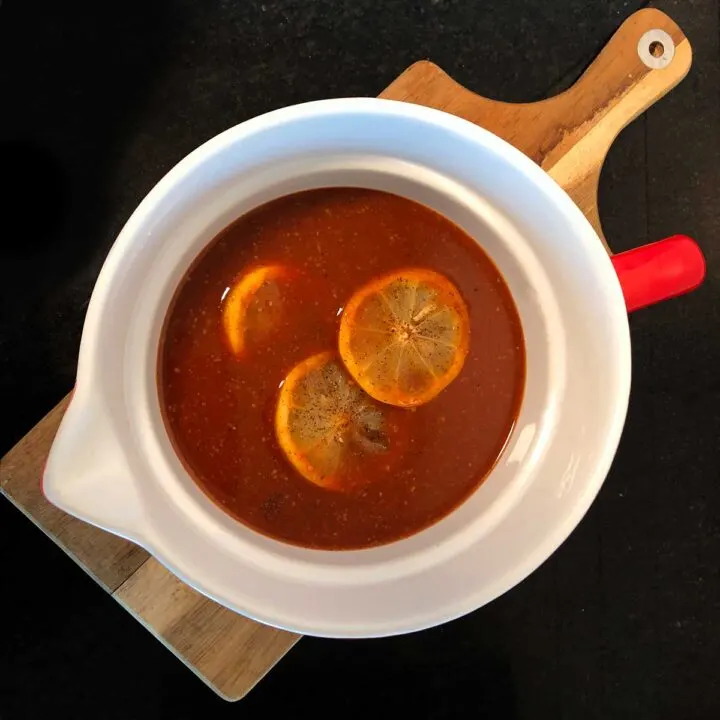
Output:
[{"xmin": 159, "ymin": 188, "xmax": 525, "ymax": 549}]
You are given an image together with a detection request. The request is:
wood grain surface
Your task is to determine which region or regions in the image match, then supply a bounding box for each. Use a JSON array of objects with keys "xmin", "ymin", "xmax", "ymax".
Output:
[
  {"xmin": 0, "ymin": 6, "xmax": 691, "ymax": 703},
  {"xmin": 0, "ymin": 399, "xmax": 302, "ymax": 701}
]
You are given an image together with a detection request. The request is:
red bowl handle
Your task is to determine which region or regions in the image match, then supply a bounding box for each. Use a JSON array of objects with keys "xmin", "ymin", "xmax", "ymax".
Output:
[{"xmin": 611, "ymin": 235, "xmax": 706, "ymax": 313}]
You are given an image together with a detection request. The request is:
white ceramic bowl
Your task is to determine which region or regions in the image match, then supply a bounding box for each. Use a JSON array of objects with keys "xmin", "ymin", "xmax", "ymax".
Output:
[{"xmin": 44, "ymin": 98, "xmax": 632, "ymax": 637}]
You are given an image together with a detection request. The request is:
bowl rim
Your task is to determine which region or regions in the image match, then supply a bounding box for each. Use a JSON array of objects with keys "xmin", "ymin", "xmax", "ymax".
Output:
[{"xmin": 45, "ymin": 97, "xmax": 631, "ymax": 637}]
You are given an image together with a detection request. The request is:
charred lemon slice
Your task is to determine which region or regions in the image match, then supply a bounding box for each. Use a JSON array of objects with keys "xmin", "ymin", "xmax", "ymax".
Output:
[{"xmin": 275, "ymin": 352, "xmax": 391, "ymax": 490}]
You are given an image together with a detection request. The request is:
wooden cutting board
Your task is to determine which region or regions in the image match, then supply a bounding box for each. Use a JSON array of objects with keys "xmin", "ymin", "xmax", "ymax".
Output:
[{"xmin": 0, "ymin": 8, "xmax": 690, "ymax": 702}]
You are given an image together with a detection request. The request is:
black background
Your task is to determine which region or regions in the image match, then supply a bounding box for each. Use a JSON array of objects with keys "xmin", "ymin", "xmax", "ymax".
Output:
[{"xmin": 1, "ymin": 1, "xmax": 718, "ymax": 718}]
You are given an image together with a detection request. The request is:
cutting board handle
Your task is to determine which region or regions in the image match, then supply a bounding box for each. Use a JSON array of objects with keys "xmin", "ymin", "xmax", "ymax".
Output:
[
  {"xmin": 538, "ymin": 8, "xmax": 693, "ymax": 247},
  {"xmin": 541, "ymin": 8, "xmax": 692, "ymax": 173},
  {"xmin": 383, "ymin": 8, "xmax": 693, "ymax": 252}
]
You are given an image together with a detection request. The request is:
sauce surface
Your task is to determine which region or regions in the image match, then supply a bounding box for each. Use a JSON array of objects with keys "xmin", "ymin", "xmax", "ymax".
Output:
[{"xmin": 159, "ymin": 188, "xmax": 525, "ymax": 549}]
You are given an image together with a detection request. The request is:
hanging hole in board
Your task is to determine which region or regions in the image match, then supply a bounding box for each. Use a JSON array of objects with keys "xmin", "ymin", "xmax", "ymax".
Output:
[
  {"xmin": 649, "ymin": 41, "xmax": 664, "ymax": 58},
  {"xmin": 638, "ymin": 29, "xmax": 675, "ymax": 69}
]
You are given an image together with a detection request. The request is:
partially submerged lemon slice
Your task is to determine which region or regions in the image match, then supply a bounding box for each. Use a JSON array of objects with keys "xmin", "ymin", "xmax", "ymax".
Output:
[
  {"xmin": 275, "ymin": 351, "xmax": 390, "ymax": 490},
  {"xmin": 338, "ymin": 268, "xmax": 470, "ymax": 407},
  {"xmin": 222, "ymin": 265, "xmax": 288, "ymax": 356}
]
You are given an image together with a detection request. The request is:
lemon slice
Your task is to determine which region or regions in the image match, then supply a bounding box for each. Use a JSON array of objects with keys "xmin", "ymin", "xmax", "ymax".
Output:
[
  {"xmin": 222, "ymin": 265, "xmax": 288, "ymax": 356},
  {"xmin": 338, "ymin": 268, "xmax": 470, "ymax": 407},
  {"xmin": 275, "ymin": 351, "xmax": 390, "ymax": 490}
]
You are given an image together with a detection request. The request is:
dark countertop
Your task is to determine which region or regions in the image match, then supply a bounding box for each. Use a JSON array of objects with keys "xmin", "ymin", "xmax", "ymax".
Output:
[{"xmin": 1, "ymin": 1, "xmax": 719, "ymax": 718}]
